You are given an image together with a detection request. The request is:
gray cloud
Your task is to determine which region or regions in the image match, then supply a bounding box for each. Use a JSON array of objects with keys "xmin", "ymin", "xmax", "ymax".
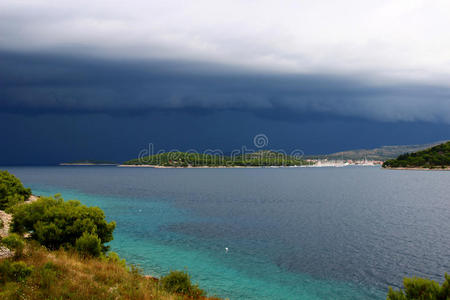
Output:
[
  {"xmin": 1, "ymin": 51, "xmax": 450, "ymax": 123},
  {"xmin": 2, "ymin": 1, "xmax": 450, "ymax": 165},
  {"xmin": 1, "ymin": 0, "xmax": 450, "ymax": 84}
]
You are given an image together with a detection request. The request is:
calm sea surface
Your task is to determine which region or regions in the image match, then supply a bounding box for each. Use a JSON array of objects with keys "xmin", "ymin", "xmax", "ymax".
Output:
[{"xmin": 3, "ymin": 166, "xmax": 450, "ymax": 299}]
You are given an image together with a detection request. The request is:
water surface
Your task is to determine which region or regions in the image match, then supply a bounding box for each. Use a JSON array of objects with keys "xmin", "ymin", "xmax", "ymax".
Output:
[{"xmin": 3, "ymin": 166, "xmax": 450, "ymax": 299}]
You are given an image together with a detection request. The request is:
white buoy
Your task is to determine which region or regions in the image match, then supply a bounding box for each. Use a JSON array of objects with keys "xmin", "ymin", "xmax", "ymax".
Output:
[{"xmin": 225, "ymin": 247, "xmax": 229, "ymax": 253}]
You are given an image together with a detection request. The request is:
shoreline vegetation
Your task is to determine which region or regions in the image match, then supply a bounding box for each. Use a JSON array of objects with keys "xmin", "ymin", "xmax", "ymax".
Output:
[
  {"xmin": 382, "ymin": 141, "xmax": 450, "ymax": 170},
  {"xmin": 0, "ymin": 170, "xmax": 217, "ymax": 300},
  {"xmin": 1, "ymin": 170, "xmax": 450, "ymax": 299},
  {"xmin": 383, "ymin": 166, "xmax": 450, "ymax": 171}
]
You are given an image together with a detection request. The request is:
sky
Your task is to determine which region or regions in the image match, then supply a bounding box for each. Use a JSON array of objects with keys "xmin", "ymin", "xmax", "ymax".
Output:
[{"xmin": 1, "ymin": 0, "xmax": 450, "ymax": 164}]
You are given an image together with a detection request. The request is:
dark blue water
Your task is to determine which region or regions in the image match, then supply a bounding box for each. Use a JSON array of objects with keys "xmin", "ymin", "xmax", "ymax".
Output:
[{"xmin": 3, "ymin": 166, "xmax": 450, "ymax": 299}]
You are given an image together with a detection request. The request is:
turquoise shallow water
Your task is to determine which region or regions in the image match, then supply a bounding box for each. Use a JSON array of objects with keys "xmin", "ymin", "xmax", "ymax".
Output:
[
  {"xmin": 30, "ymin": 186, "xmax": 378, "ymax": 299},
  {"xmin": 4, "ymin": 166, "xmax": 450, "ymax": 299}
]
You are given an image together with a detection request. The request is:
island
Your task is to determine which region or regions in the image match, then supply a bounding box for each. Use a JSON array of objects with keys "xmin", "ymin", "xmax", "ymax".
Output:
[
  {"xmin": 382, "ymin": 141, "xmax": 450, "ymax": 170},
  {"xmin": 59, "ymin": 160, "xmax": 118, "ymax": 166},
  {"xmin": 121, "ymin": 150, "xmax": 313, "ymax": 167}
]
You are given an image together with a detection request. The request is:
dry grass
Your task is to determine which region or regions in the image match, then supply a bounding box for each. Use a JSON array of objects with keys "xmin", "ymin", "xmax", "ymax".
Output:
[{"xmin": 0, "ymin": 242, "xmax": 220, "ymax": 300}]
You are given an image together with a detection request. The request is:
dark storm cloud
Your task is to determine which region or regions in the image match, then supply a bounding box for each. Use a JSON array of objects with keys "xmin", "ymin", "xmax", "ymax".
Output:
[{"xmin": 1, "ymin": 51, "xmax": 450, "ymax": 123}]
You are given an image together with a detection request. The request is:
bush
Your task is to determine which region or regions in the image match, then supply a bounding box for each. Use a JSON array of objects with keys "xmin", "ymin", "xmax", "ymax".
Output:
[
  {"xmin": 104, "ymin": 251, "xmax": 127, "ymax": 269},
  {"xmin": 0, "ymin": 261, "xmax": 33, "ymax": 283},
  {"xmin": 160, "ymin": 270, "xmax": 205, "ymax": 299},
  {"xmin": 0, "ymin": 170, "xmax": 31, "ymax": 210},
  {"xmin": 10, "ymin": 194, "xmax": 115, "ymax": 252},
  {"xmin": 39, "ymin": 262, "xmax": 60, "ymax": 289},
  {"xmin": 387, "ymin": 273, "xmax": 450, "ymax": 300},
  {"xmin": 1, "ymin": 234, "xmax": 25, "ymax": 258},
  {"xmin": 75, "ymin": 232, "xmax": 102, "ymax": 257}
]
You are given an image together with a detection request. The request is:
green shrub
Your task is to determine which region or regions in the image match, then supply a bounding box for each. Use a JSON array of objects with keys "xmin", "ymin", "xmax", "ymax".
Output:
[
  {"xmin": 387, "ymin": 273, "xmax": 450, "ymax": 300},
  {"xmin": 0, "ymin": 170, "xmax": 31, "ymax": 210},
  {"xmin": 1, "ymin": 233, "xmax": 25, "ymax": 258},
  {"xmin": 160, "ymin": 270, "xmax": 205, "ymax": 299},
  {"xmin": 39, "ymin": 262, "xmax": 60, "ymax": 289},
  {"xmin": 75, "ymin": 232, "xmax": 102, "ymax": 257},
  {"xmin": 10, "ymin": 194, "xmax": 115, "ymax": 252},
  {"xmin": 43, "ymin": 261, "xmax": 59, "ymax": 272},
  {"xmin": 104, "ymin": 251, "xmax": 127, "ymax": 269},
  {"xmin": 3, "ymin": 195, "xmax": 28, "ymax": 213},
  {"xmin": 0, "ymin": 261, "xmax": 33, "ymax": 283}
]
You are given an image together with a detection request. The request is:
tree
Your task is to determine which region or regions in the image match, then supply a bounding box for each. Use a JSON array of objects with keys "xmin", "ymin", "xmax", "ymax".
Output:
[
  {"xmin": 10, "ymin": 194, "xmax": 115, "ymax": 252},
  {"xmin": 75, "ymin": 232, "xmax": 102, "ymax": 257},
  {"xmin": 0, "ymin": 170, "xmax": 31, "ymax": 210},
  {"xmin": 160, "ymin": 270, "xmax": 205, "ymax": 299},
  {"xmin": 387, "ymin": 274, "xmax": 450, "ymax": 300}
]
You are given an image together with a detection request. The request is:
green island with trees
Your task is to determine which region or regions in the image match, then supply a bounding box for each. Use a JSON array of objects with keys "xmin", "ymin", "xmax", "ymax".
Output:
[
  {"xmin": 382, "ymin": 141, "xmax": 450, "ymax": 169},
  {"xmin": 1, "ymin": 170, "xmax": 449, "ymax": 299},
  {"xmin": 123, "ymin": 150, "xmax": 312, "ymax": 167}
]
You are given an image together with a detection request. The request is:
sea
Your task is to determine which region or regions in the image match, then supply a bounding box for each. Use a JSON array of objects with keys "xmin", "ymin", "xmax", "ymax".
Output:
[{"xmin": 2, "ymin": 166, "xmax": 450, "ymax": 300}]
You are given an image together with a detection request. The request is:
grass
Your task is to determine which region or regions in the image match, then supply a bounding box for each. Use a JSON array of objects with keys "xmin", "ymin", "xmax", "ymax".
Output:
[{"xmin": 0, "ymin": 241, "xmax": 220, "ymax": 300}]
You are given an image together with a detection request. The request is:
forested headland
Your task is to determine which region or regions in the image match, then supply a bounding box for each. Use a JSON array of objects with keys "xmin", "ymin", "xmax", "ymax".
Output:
[{"xmin": 383, "ymin": 141, "xmax": 450, "ymax": 169}]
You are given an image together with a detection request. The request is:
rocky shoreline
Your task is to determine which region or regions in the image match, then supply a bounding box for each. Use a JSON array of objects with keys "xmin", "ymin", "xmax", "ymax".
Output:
[{"xmin": 0, "ymin": 195, "xmax": 40, "ymax": 258}]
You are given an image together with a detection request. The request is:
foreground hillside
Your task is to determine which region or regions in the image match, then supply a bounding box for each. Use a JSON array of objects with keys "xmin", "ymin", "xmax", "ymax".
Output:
[
  {"xmin": 383, "ymin": 141, "xmax": 450, "ymax": 169},
  {"xmin": 0, "ymin": 242, "xmax": 199, "ymax": 300}
]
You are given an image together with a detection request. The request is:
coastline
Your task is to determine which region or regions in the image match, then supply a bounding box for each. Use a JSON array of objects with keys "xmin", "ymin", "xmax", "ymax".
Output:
[
  {"xmin": 383, "ymin": 166, "xmax": 450, "ymax": 171},
  {"xmin": 0, "ymin": 194, "xmax": 40, "ymax": 258},
  {"xmin": 0, "ymin": 194, "xmax": 163, "ymax": 284},
  {"xmin": 118, "ymin": 164, "xmax": 380, "ymax": 168},
  {"xmin": 117, "ymin": 164, "xmax": 294, "ymax": 168}
]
